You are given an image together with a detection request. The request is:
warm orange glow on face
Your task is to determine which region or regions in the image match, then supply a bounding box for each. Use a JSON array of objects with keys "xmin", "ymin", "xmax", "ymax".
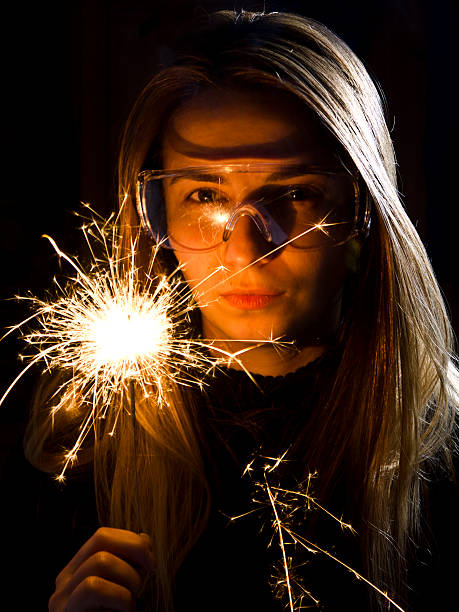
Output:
[{"xmin": 162, "ymin": 92, "xmax": 350, "ymax": 353}]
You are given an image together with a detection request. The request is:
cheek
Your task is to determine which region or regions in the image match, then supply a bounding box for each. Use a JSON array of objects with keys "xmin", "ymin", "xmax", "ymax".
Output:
[
  {"xmin": 173, "ymin": 251, "xmax": 221, "ymax": 296},
  {"xmin": 288, "ymin": 247, "xmax": 348, "ymax": 300},
  {"xmin": 314, "ymin": 249, "xmax": 348, "ymax": 302}
]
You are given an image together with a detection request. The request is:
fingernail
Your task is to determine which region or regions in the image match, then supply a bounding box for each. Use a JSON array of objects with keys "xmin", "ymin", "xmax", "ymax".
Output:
[{"xmin": 139, "ymin": 532, "xmax": 155, "ymax": 569}]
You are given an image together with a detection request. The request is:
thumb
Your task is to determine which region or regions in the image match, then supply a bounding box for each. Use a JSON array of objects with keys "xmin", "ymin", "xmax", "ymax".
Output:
[{"xmin": 139, "ymin": 532, "xmax": 156, "ymax": 570}]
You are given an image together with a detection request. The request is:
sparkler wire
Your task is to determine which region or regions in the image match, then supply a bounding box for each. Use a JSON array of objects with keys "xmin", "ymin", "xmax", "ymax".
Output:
[{"xmin": 130, "ymin": 379, "xmax": 142, "ymax": 533}]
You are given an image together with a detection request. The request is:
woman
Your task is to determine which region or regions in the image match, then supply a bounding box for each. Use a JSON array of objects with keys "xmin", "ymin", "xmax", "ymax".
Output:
[{"xmin": 25, "ymin": 10, "xmax": 457, "ymax": 611}]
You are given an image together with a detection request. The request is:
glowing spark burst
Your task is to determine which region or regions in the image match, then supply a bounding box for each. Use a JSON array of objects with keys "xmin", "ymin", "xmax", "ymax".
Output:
[
  {"xmin": 232, "ymin": 452, "xmax": 405, "ymax": 612},
  {"xmin": 24, "ymin": 234, "xmax": 179, "ymax": 395}
]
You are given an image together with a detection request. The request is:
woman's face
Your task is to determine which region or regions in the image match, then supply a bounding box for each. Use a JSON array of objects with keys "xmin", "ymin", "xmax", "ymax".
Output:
[{"xmin": 161, "ymin": 89, "xmax": 350, "ymax": 350}]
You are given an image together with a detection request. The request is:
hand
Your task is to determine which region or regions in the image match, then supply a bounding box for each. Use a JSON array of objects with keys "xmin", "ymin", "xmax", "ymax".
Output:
[{"xmin": 48, "ymin": 527, "xmax": 155, "ymax": 611}]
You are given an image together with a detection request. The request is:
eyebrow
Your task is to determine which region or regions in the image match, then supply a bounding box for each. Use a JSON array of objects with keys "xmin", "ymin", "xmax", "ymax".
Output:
[
  {"xmin": 169, "ymin": 173, "xmax": 225, "ymax": 186},
  {"xmin": 167, "ymin": 167, "xmax": 332, "ymax": 186}
]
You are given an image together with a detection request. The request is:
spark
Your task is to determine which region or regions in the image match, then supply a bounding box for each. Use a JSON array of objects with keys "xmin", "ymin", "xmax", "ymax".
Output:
[
  {"xmin": 261, "ymin": 448, "xmax": 291, "ymax": 473},
  {"xmin": 209, "ymin": 209, "xmax": 230, "ymax": 226}
]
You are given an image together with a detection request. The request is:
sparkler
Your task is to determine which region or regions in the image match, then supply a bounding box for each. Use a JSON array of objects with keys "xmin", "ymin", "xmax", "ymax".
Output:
[
  {"xmin": 232, "ymin": 451, "xmax": 406, "ymax": 611},
  {"xmin": 0, "ymin": 203, "xmax": 274, "ymax": 485}
]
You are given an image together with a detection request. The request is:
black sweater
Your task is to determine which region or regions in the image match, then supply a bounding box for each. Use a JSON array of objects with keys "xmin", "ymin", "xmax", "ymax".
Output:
[
  {"xmin": 2, "ymin": 355, "xmax": 458, "ymax": 610},
  {"xmin": 178, "ymin": 353, "xmax": 459, "ymax": 611}
]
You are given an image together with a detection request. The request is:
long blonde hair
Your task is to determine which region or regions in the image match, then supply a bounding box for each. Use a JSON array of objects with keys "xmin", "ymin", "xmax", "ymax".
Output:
[{"xmin": 25, "ymin": 10, "xmax": 458, "ymax": 610}]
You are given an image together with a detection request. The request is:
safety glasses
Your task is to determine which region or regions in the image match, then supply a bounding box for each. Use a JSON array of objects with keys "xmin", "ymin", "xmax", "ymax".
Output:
[{"xmin": 136, "ymin": 163, "xmax": 370, "ymax": 252}]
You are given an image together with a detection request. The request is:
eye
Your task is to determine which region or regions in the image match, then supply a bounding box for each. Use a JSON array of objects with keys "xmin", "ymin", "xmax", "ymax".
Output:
[
  {"xmin": 187, "ymin": 188, "xmax": 225, "ymax": 204},
  {"xmin": 286, "ymin": 185, "xmax": 322, "ymax": 201}
]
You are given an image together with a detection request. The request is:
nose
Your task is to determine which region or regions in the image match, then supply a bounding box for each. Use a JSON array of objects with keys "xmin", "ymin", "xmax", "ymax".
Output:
[
  {"xmin": 223, "ymin": 204, "xmax": 272, "ymax": 242},
  {"xmin": 221, "ymin": 213, "xmax": 275, "ymax": 270}
]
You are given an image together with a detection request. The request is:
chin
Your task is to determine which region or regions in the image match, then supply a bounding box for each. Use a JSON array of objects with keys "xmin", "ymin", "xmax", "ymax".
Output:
[{"xmin": 203, "ymin": 317, "xmax": 294, "ymax": 344}]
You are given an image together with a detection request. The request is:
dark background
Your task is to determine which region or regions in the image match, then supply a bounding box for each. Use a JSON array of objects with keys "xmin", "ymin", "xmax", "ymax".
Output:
[{"xmin": 1, "ymin": 0, "xmax": 458, "ymax": 465}]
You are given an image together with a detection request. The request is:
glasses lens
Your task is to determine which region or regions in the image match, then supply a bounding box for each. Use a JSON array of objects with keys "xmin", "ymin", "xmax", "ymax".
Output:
[{"xmin": 138, "ymin": 167, "xmax": 357, "ymax": 251}]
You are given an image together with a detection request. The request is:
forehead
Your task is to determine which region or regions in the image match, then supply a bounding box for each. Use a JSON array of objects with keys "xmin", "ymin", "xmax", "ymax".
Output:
[{"xmin": 162, "ymin": 87, "xmax": 339, "ymax": 167}]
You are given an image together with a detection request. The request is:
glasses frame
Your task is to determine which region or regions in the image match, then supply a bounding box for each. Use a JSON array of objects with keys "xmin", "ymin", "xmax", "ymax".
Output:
[{"xmin": 136, "ymin": 163, "xmax": 371, "ymax": 252}]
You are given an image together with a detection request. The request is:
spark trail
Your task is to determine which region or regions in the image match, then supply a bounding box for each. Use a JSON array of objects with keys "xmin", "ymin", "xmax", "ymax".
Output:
[{"xmin": 234, "ymin": 452, "xmax": 405, "ymax": 612}]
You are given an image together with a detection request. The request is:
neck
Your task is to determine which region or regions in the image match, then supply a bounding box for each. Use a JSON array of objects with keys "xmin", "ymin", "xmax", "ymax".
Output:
[{"xmin": 209, "ymin": 339, "xmax": 327, "ymax": 376}]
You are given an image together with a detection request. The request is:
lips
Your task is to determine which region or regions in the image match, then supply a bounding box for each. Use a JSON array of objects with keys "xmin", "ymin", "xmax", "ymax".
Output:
[{"xmin": 220, "ymin": 290, "xmax": 283, "ymax": 310}]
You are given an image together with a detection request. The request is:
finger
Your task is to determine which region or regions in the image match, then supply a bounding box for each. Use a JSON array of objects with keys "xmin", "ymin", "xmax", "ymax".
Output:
[
  {"xmin": 58, "ymin": 551, "xmax": 143, "ymax": 600},
  {"xmin": 138, "ymin": 532, "xmax": 152, "ymax": 552},
  {"xmin": 65, "ymin": 575, "xmax": 135, "ymax": 612},
  {"xmin": 56, "ymin": 527, "xmax": 154, "ymax": 587}
]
